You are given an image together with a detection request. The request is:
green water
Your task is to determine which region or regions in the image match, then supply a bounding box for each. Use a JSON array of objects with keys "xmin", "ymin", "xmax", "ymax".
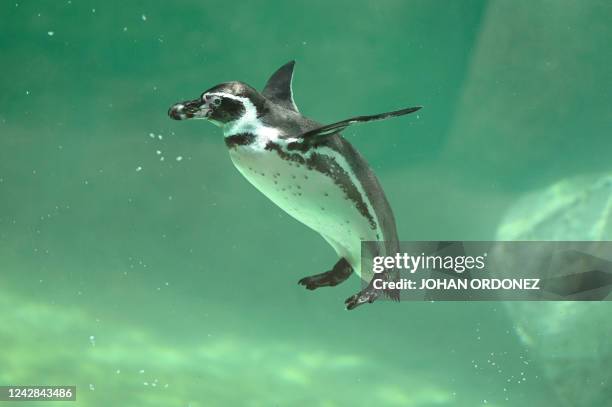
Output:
[{"xmin": 1, "ymin": 1, "xmax": 611, "ymax": 406}]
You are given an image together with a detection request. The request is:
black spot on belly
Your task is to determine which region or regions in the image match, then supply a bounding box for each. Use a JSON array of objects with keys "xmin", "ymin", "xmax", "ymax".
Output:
[{"xmin": 265, "ymin": 142, "xmax": 377, "ymax": 231}]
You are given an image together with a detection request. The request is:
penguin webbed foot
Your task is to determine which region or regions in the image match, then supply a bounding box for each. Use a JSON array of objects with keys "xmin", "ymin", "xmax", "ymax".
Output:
[
  {"xmin": 345, "ymin": 272, "xmax": 401, "ymax": 309},
  {"xmin": 298, "ymin": 258, "xmax": 353, "ymax": 290},
  {"xmin": 344, "ymin": 287, "xmax": 380, "ymax": 310},
  {"xmin": 298, "ymin": 272, "xmax": 341, "ymax": 290}
]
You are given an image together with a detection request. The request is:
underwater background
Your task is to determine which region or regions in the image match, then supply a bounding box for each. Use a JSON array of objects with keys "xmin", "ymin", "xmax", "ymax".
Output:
[{"xmin": 1, "ymin": 1, "xmax": 611, "ymax": 406}]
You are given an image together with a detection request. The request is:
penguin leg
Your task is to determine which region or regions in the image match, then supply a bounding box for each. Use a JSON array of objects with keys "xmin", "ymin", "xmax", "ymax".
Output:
[{"xmin": 298, "ymin": 258, "xmax": 353, "ymax": 290}]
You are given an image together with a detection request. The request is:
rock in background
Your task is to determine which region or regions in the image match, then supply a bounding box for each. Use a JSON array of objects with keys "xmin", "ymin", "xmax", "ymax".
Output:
[{"xmin": 495, "ymin": 173, "xmax": 612, "ymax": 406}]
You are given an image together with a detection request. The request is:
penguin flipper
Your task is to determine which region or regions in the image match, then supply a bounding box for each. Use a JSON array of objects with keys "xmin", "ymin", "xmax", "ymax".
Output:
[
  {"xmin": 262, "ymin": 60, "xmax": 299, "ymax": 112},
  {"xmin": 300, "ymin": 106, "xmax": 422, "ymax": 141}
]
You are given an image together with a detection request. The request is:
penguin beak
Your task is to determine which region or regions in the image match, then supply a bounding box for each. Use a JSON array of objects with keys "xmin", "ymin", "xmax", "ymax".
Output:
[{"xmin": 168, "ymin": 98, "xmax": 210, "ymax": 120}]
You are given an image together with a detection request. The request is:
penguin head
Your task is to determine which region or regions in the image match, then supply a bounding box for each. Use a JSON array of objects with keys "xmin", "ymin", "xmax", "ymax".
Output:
[{"xmin": 168, "ymin": 81, "xmax": 267, "ymax": 126}]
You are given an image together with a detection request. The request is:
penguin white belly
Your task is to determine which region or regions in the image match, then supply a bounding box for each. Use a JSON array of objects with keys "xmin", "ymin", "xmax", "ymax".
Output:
[{"xmin": 229, "ymin": 145, "xmax": 380, "ymax": 274}]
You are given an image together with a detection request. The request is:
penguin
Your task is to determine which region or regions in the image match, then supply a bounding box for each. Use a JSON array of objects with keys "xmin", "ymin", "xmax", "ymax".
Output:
[{"xmin": 168, "ymin": 61, "xmax": 421, "ymax": 310}]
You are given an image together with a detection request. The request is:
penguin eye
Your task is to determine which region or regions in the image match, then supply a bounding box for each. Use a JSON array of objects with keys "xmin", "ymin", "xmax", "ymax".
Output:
[{"xmin": 212, "ymin": 97, "xmax": 222, "ymax": 107}]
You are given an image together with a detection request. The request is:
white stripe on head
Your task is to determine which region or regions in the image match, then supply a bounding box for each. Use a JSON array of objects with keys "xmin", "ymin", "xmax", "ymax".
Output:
[
  {"xmin": 208, "ymin": 92, "xmax": 256, "ymax": 133},
  {"xmin": 210, "ymin": 92, "xmax": 280, "ymax": 147}
]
